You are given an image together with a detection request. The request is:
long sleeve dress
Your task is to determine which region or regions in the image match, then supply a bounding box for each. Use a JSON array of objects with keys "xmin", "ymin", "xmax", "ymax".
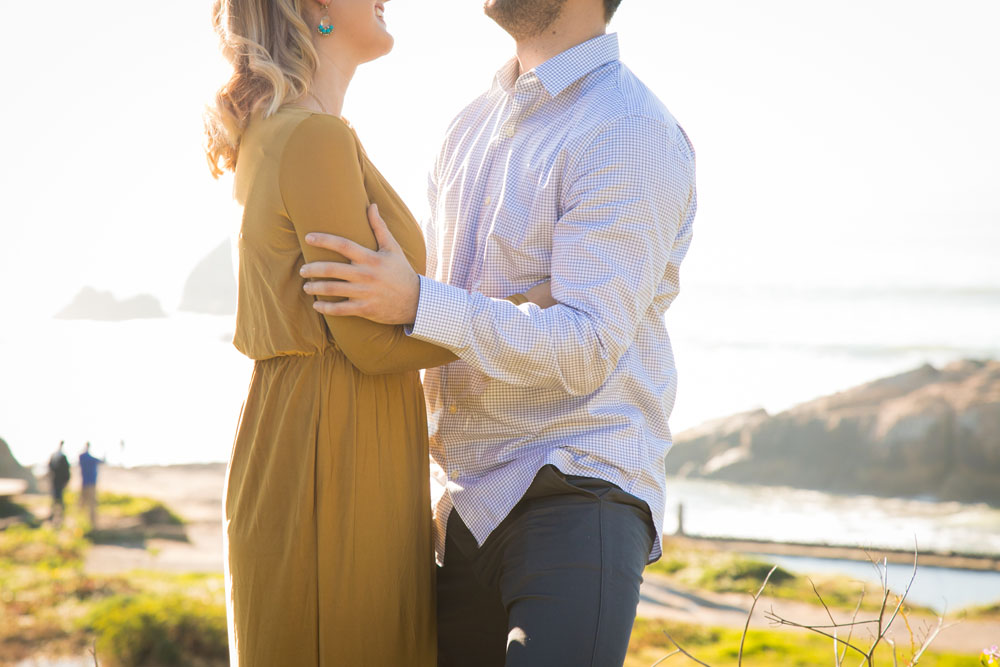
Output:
[{"xmin": 224, "ymin": 107, "xmax": 469, "ymax": 666}]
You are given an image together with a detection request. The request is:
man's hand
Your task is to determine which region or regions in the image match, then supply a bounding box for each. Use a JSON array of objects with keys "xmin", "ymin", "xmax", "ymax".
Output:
[
  {"xmin": 301, "ymin": 204, "xmax": 420, "ymax": 325},
  {"xmin": 524, "ymin": 281, "xmax": 558, "ymax": 309}
]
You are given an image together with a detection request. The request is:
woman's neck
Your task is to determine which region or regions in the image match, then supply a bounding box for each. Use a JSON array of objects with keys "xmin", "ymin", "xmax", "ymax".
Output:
[{"xmin": 303, "ymin": 49, "xmax": 357, "ymax": 116}]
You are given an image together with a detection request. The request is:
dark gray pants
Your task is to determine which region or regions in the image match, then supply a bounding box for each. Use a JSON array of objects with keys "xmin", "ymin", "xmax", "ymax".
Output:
[{"xmin": 437, "ymin": 465, "xmax": 654, "ymax": 667}]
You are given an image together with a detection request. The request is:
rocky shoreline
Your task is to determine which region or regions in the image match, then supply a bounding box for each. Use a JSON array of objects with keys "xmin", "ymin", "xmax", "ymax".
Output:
[
  {"xmin": 668, "ymin": 359, "xmax": 1000, "ymax": 506},
  {"xmin": 667, "ymin": 534, "xmax": 1000, "ymax": 572}
]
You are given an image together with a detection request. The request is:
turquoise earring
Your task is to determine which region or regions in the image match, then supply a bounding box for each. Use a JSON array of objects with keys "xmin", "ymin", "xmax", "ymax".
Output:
[{"xmin": 316, "ymin": 0, "xmax": 334, "ymax": 35}]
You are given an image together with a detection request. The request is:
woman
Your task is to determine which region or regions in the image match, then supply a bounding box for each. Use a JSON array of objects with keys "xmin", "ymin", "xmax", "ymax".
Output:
[{"xmin": 204, "ymin": 0, "xmax": 551, "ymax": 664}]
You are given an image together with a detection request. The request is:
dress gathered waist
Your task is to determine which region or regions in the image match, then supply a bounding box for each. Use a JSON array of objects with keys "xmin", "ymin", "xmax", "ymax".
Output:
[{"xmin": 250, "ymin": 343, "xmax": 343, "ymax": 366}]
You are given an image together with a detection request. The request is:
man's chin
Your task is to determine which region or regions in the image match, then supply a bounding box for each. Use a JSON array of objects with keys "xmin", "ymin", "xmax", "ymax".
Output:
[
  {"xmin": 483, "ymin": 0, "xmax": 567, "ymax": 41},
  {"xmin": 483, "ymin": 0, "xmax": 502, "ymax": 20}
]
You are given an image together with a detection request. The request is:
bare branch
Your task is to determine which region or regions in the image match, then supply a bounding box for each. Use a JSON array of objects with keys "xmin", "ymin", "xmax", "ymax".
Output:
[
  {"xmin": 768, "ymin": 619, "xmax": 880, "ymax": 630},
  {"xmin": 650, "ymin": 648, "xmax": 682, "ymax": 666},
  {"xmin": 661, "ymin": 631, "xmax": 712, "ymax": 667},
  {"xmin": 738, "ymin": 564, "xmax": 777, "ymax": 666},
  {"xmin": 901, "ymin": 602, "xmax": 916, "ymax": 656},
  {"xmin": 763, "ymin": 608, "xmax": 869, "ymax": 658},
  {"xmin": 911, "ymin": 610, "xmax": 961, "ymax": 664},
  {"xmin": 886, "ymin": 637, "xmax": 899, "ymax": 667},
  {"xmin": 840, "ymin": 585, "xmax": 865, "ymax": 666},
  {"xmin": 877, "ymin": 556, "xmax": 891, "ymax": 632},
  {"xmin": 880, "ymin": 544, "xmax": 919, "ymax": 641},
  {"xmin": 809, "ymin": 577, "xmax": 842, "ymax": 667},
  {"xmin": 865, "ymin": 541, "xmax": 920, "ymax": 662}
]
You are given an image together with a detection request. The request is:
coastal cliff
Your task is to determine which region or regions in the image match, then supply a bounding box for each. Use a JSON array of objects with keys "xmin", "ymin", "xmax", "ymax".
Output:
[
  {"xmin": 0, "ymin": 437, "xmax": 37, "ymax": 493},
  {"xmin": 178, "ymin": 240, "xmax": 237, "ymax": 315},
  {"xmin": 668, "ymin": 359, "xmax": 1000, "ymax": 505},
  {"xmin": 55, "ymin": 287, "xmax": 166, "ymax": 321}
]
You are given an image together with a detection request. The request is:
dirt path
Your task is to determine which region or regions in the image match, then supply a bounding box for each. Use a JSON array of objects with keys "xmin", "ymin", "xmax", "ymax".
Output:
[
  {"xmin": 84, "ymin": 464, "xmax": 225, "ymax": 574},
  {"xmin": 88, "ymin": 465, "xmax": 996, "ymax": 655},
  {"xmin": 638, "ymin": 572, "xmax": 996, "ymax": 655}
]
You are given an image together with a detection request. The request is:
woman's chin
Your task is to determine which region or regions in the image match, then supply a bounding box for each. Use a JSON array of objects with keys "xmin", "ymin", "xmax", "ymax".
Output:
[{"xmin": 370, "ymin": 33, "xmax": 395, "ymax": 60}]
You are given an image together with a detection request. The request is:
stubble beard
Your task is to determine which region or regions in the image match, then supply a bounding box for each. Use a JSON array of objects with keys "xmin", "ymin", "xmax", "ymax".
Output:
[{"xmin": 483, "ymin": 0, "xmax": 569, "ymax": 41}]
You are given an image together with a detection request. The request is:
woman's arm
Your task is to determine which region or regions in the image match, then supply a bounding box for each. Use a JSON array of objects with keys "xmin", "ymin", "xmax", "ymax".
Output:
[{"xmin": 279, "ymin": 114, "xmax": 458, "ymax": 375}]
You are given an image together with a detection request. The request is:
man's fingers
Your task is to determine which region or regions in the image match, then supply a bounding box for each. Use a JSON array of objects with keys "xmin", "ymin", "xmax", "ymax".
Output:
[
  {"xmin": 299, "ymin": 260, "xmax": 363, "ymax": 281},
  {"xmin": 313, "ymin": 300, "xmax": 364, "ymax": 317},
  {"xmin": 304, "ymin": 232, "xmax": 374, "ymax": 264},
  {"xmin": 303, "ymin": 280, "xmax": 367, "ymax": 299},
  {"xmin": 367, "ymin": 203, "xmax": 401, "ymax": 252}
]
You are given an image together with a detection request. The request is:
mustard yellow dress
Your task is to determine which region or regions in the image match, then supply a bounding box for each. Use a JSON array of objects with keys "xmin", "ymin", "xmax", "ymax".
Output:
[{"xmin": 224, "ymin": 107, "xmax": 461, "ymax": 666}]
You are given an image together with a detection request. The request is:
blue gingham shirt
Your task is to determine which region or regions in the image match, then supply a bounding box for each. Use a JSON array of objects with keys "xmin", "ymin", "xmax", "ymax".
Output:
[{"xmin": 410, "ymin": 34, "xmax": 697, "ymax": 562}]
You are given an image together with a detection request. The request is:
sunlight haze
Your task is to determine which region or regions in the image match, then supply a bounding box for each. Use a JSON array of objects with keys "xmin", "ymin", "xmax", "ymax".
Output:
[{"xmin": 1, "ymin": 0, "xmax": 997, "ymax": 467}]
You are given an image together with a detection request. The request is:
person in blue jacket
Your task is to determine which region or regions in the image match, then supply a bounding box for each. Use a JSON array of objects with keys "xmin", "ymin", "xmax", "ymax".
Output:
[{"xmin": 78, "ymin": 442, "xmax": 104, "ymax": 527}]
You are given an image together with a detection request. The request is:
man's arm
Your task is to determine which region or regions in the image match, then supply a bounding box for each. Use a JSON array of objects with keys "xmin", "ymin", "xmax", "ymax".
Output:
[
  {"xmin": 410, "ymin": 116, "xmax": 694, "ymax": 395},
  {"xmin": 282, "ymin": 115, "xmax": 458, "ymax": 374},
  {"xmin": 303, "ymin": 116, "xmax": 694, "ymax": 395}
]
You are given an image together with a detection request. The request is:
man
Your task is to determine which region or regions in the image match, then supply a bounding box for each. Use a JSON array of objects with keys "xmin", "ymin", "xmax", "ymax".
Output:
[
  {"xmin": 301, "ymin": 0, "xmax": 696, "ymax": 663},
  {"xmin": 78, "ymin": 442, "xmax": 104, "ymax": 528},
  {"xmin": 47, "ymin": 441, "xmax": 71, "ymax": 525}
]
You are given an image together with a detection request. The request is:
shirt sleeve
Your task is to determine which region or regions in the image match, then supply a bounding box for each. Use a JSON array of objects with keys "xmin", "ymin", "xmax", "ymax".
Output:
[
  {"xmin": 408, "ymin": 115, "xmax": 696, "ymax": 396},
  {"xmin": 278, "ymin": 114, "xmax": 459, "ymax": 375}
]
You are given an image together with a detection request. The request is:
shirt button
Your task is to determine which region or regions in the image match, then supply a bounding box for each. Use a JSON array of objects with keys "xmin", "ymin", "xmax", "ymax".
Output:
[
  {"xmin": 448, "ymin": 404, "xmax": 458, "ymax": 414},
  {"xmin": 484, "ymin": 196, "xmax": 493, "ymax": 207},
  {"xmin": 450, "ymin": 469, "xmax": 460, "ymax": 481},
  {"xmin": 503, "ymin": 126, "xmax": 516, "ymax": 138}
]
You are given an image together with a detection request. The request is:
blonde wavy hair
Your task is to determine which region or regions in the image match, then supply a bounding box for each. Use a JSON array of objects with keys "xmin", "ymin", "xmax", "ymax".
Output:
[{"xmin": 204, "ymin": 0, "xmax": 319, "ymax": 178}]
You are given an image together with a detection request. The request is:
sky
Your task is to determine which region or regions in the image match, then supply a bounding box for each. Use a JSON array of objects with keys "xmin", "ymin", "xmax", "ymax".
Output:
[
  {"xmin": 1, "ymin": 0, "xmax": 998, "ymax": 321},
  {"xmin": 0, "ymin": 1, "xmax": 998, "ymax": 468}
]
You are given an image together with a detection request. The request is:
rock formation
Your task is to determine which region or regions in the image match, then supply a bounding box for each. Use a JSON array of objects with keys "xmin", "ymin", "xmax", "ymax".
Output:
[
  {"xmin": 0, "ymin": 437, "xmax": 38, "ymax": 493},
  {"xmin": 668, "ymin": 360, "xmax": 1000, "ymax": 505},
  {"xmin": 55, "ymin": 287, "xmax": 166, "ymax": 321},
  {"xmin": 179, "ymin": 240, "xmax": 237, "ymax": 315}
]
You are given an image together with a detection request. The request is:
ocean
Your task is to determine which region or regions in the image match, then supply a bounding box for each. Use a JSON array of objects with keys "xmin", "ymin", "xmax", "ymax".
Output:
[
  {"xmin": 2, "ymin": 282, "xmax": 998, "ymax": 567},
  {"xmin": 3, "ymin": 282, "xmax": 997, "ymax": 469}
]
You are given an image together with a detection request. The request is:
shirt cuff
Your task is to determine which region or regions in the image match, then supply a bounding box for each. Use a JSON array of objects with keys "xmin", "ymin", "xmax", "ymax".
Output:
[{"xmin": 407, "ymin": 275, "xmax": 471, "ymax": 350}]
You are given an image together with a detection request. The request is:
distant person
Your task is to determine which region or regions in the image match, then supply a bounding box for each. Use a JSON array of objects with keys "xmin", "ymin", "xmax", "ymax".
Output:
[
  {"xmin": 47, "ymin": 441, "xmax": 70, "ymax": 525},
  {"xmin": 78, "ymin": 442, "xmax": 104, "ymax": 527}
]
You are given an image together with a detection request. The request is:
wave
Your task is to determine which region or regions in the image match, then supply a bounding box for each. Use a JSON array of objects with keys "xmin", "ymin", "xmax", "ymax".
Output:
[
  {"xmin": 684, "ymin": 283, "xmax": 1000, "ymax": 302},
  {"xmin": 699, "ymin": 341, "xmax": 1000, "ymax": 358}
]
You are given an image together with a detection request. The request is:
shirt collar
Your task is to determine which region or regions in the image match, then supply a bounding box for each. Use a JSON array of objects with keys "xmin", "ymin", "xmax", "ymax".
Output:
[{"xmin": 492, "ymin": 33, "xmax": 620, "ymax": 99}]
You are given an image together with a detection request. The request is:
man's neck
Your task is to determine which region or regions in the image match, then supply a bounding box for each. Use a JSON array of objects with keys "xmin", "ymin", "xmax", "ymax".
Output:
[{"xmin": 514, "ymin": 17, "xmax": 606, "ymax": 75}]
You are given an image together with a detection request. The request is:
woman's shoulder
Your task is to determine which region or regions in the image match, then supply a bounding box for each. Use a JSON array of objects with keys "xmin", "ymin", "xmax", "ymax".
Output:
[
  {"xmin": 278, "ymin": 108, "xmax": 361, "ymax": 168},
  {"xmin": 282, "ymin": 108, "xmax": 356, "ymax": 147}
]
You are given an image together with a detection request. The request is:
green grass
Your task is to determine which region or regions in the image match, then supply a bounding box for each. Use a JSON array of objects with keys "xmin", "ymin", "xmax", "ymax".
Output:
[
  {"xmin": 647, "ymin": 544, "xmax": 933, "ymax": 613},
  {"xmin": 62, "ymin": 491, "xmax": 186, "ymax": 526},
  {"xmin": 0, "ymin": 523, "xmax": 88, "ymax": 570},
  {"xmin": 0, "ymin": 523, "xmax": 132, "ymax": 662},
  {"xmin": 80, "ymin": 593, "xmax": 228, "ymax": 667},
  {"xmin": 0, "ymin": 497, "xmax": 223, "ymax": 666},
  {"xmin": 626, "ymin": 618, "xmax": 977, "ymax": 667},
  {"xmin": 4, "ymin": 501, "xmax": 989, "ymax": 665},
  {"xmin": 961, "ymin": 601, "xmax": 1000, "ymax": 619}
]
